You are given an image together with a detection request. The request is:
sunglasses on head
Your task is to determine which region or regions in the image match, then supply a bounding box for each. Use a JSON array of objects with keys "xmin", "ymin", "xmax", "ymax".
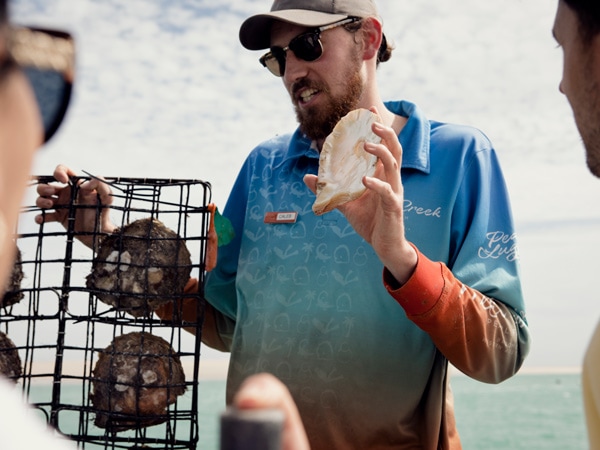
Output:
[
  {"xmin": 7, "ymin": 26, "xmax": 75, "ymax": 143},
  {"xmin": 259, "ymin": 16, "xmax": 361, "ymax": 77}
]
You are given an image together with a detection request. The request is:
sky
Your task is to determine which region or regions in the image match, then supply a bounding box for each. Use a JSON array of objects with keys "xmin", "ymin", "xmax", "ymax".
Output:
[{"xmin": 10, "ymin": 0, "xmax": 600, "ymax": 371}]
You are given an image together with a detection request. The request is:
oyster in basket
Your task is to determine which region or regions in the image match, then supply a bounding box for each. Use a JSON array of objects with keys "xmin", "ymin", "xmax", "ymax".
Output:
[
  {"xmin": 312, "ymin": 108, "xmax": 382, "ymax": 215},
  {"xmin": 91, "ymin": 332, "xmax": 186, "ymax": 431},
  {"xmin": 86, "ymin": 218, "xmax": 191, "ymax": 317},
  {"xmin": 0, "ymin": 331, "xmax": 22, "ymax": 381},
  {"xmin": 1, "ymin": 245, "xmax": 24, "ymax": 309}
]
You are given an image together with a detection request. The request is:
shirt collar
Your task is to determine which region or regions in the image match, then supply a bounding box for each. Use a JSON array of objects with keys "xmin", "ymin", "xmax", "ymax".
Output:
[
  {"xmin": 385, "ymin": 100, "xmax": 431, "ymax": 174},
  {"xmin": 275, "ymin": 100, "xmax": 431, "ymax": 174}
]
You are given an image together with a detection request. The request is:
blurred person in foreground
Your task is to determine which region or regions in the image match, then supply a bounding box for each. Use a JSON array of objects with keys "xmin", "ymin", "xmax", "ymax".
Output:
[
  {"xmin": 232, "ymin": 373, "xmax": 310, "ymax": 450},
  {"xmin": 0, "ymin": 0, "xmax": 76, "ymax": 448},
  {"xmin": 553, "ymin": 1, "xmax": 600, "ymax": 448},
  {"xmin": 37, "ymin": 0, "xmax": 531, "ymax": 447},
  {"xmin": 0, "ymin": 2, "xmax": 300, "ymax": 448}
]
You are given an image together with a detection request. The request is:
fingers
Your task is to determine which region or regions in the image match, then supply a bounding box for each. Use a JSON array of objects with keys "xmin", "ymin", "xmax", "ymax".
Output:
[
  {"xmin": 35, "ymin": 172, "xmax": 70, "ymax": 223},
  {"xmin": 368, "ymin": 106, "xmax": 403, "ymax": 160},
  {"xmin": 52, "ymin": 164, "xmax": 78, "ymax": 184},
  {"xmin": 34, "ymin": 211, "xmax": 62, "ymax": 225},
  {"xmin": 35, "ymin": 183, "xmax": 62, "ymax": 208},
  {"xmin": 233, "ymin": 373, "xmax": 293, "ymax": 411},
  {"xmin": 233, "ymin": 373, "xmax": 310, "ymax": 450},
  {"xmin": 40, "ymin": 166, "xmax": 113, "ymax": 204},
  {"xmin": 34, "ymin": 165, "xmax": 114, "ymax": 226},
  {"xmin": 303, "ymin": 174, "xmax": 318, "ymax": 195},
  {"xmin": 78, "ymin": 177, "xmax": 114, "ymax": 206},
  {"xmin": 364, "ymin": 122, "xmax": 402, "ymax": 193}
]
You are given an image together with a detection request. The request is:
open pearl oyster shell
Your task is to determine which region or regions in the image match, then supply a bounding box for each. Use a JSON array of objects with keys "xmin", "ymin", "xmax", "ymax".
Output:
[{"xmin": 312, "ymin": 108, "xmax": 382, "ymax": 215}]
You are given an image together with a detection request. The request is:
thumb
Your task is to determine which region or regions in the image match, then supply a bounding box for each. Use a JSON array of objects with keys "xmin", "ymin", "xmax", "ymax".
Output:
[{"xmin": 303, "ymin": 174, "xmax": 318, "ymax": 195}]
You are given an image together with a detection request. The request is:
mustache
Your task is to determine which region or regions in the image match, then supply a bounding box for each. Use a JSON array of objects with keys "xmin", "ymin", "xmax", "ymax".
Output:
[{"xmin": 291, "ymin": 78, "xmax": 327, "ymax": 99}]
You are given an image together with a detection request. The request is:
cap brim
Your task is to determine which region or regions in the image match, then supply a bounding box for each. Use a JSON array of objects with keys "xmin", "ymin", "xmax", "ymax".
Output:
[{"xmin": 239, "ymin": 10, "xmax": 348, "ymax": 50}]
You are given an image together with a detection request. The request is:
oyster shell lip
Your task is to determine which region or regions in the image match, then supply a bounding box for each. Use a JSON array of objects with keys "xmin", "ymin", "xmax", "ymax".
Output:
[{"xmin": 312, "ymin": 108, "xmax": 382, "ymax": 216}]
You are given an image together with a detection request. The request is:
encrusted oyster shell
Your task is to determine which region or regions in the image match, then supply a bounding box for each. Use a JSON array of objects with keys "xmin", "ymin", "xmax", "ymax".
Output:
[
  {"xmin": 0, "ymin": 331, "xmax": 22, "ymax": 381},
  {"xmin": 1, "ymin": 245, "xmax": 24, "ymax": 309},
  {"xmin": 91, "ymin": 332, "xmax": 186, "ymax": 431},
  {"xmin": 86, "ymin": 218, "xmax": 191, "ymax": 317}
]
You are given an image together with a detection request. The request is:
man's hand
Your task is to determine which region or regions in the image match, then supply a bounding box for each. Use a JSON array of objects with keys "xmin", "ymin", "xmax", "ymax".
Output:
[
  {"xmin": 35, "ymin": 165, "xmax": 116, "ymax": 249},
  {"xmin": 304, "ymin": 107, "xmax": 417, "ymax": 284}
]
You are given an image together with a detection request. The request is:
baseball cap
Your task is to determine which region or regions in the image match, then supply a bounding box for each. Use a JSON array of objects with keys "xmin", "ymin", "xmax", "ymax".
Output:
[{"xmin": 239, "ymin": 0, "xmax": 379, "ymax": 50}]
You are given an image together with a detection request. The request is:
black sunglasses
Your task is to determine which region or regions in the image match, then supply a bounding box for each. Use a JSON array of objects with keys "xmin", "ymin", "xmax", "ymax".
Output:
[
  {"xmin": 8, "ymin": 26, "xmax": 75, "ymax": 143},
  {"xmin": 259, "ymin": 17, "xmax": 360, "ymax": 77}
]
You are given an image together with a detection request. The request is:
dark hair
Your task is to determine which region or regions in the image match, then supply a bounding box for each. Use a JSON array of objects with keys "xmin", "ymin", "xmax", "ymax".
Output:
[
  {"xmin": 0, "ymin": 0, "xmax": 10, "ymax": 83},
  {"xmin": 563, "ymin": 0, "xmax": 600, "ymax": 43},
  {"xmin": 377, "ymin": 33, "xmax": 393, "ymax": 65},
  {"xmin": 0, "ymin": 0, "xmax": 6, "ymax": 25}
]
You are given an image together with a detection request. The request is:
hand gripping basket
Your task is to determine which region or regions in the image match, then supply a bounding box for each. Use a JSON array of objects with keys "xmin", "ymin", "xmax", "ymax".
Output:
[{"xmin": 0, "ymin": 175, "xmax": 212, "ymax": 449}]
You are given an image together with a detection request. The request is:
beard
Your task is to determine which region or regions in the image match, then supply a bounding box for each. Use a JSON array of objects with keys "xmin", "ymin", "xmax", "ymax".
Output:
[
  {"xmin": 292, "ymin": 53, "xmax": 364, "ymax": 141},
  {"xmin": 575, "ymin": 59, "xmax": 600, "ymax": 177},
  {"xmin": 581, "ymin": 115, "xmax": 600, "ymax": 177}
]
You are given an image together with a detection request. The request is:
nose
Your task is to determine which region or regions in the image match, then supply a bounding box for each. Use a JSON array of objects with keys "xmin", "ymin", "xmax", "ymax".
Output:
[
  {"xmin": 283, "ymin": 51, "xmax": 308, "ymax": 82},
  {"xmin": 558, "ymin": 80, "xmax": 565, "ymax": 95}
]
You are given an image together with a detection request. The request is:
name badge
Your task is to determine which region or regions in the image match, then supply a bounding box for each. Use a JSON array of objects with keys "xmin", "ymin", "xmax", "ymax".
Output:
[{"xmin": 264, "ymin": 211, "xmax": 298, "ymax": 224}]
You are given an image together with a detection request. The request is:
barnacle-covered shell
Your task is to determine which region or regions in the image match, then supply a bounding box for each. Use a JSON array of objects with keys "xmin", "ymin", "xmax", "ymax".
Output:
[
  {"xmin": 312, "ymin": 108, "xmax": 382, "ymax": 215},
  {"xmin": 86, "ymin": 218, "xmax": 191, "ymax": 317},
  {"xmin": 91, "ymin": 332, "xmax": 186, "ymax": 431},
  {"xmin": 0, "ymin": 331, "xmax": 22, "ymax": 382},
  {"xmin": 1, "ymin": 245, "xmax": 24, "ymax": 308}
]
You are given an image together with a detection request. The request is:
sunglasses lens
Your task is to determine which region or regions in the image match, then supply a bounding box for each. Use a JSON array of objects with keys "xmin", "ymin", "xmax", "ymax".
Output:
[
  {"xmin": 10, "ymin": 27, "xmax": 75, "ymax": 143},
  {"xmin": 290, "ymin": 33, "xmax": 322, "ymax": 62},
  {"xmin": 261, "ymin": 48, "xmax": 286, "ymax": 77},
  {"xmin": 259, "ymin": 29, "xmax": 325, "ymax": 77},
  {"xmin": 23, "ymin": 67, "xmax": 72, "ymax": 142}
]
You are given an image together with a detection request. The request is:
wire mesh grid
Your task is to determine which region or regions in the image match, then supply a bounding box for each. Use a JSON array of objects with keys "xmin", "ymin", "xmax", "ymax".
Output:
[{"xmin": 0, "ymin": 175, "xmax": 212, "ymax": 449}]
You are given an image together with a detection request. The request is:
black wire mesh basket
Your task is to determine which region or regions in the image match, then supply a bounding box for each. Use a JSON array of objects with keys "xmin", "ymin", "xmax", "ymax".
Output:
[{"xmin": 0, "ymin": 175, "xmax": 212, "ymax": 449}]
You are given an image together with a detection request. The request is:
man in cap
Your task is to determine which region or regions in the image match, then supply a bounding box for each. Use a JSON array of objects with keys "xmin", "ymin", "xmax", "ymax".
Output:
[
  {"xmin": 200, "ymin": 0, "xmax": 530, "ymax": 447},
  {"xmin": 37, "ymin": 0, "xmax": 530, "ymax": 448},
  {"xmin": 553, "ymin": 1, "xmax": 600, "ymax": 448}
]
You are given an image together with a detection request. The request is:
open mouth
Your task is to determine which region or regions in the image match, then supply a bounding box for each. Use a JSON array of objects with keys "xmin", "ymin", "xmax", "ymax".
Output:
[{"xmin": 297, "ymin": 87, "xmax": 319, "ymax": 105}]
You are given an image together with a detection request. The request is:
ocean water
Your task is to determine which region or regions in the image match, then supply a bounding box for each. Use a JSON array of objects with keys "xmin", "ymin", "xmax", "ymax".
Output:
[
  {"xmin": 451, "ymin": 373, "xmax": 586, "ymax": 450},
  {"xmin": 33, "ymin": 372, "xmax": 584, "ymax": 449}
]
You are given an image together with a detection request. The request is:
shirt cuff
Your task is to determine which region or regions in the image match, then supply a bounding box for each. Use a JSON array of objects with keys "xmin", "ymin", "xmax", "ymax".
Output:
[{"xmin": 382, "ymin": 247, "xmax": 445, "ymax": 316}]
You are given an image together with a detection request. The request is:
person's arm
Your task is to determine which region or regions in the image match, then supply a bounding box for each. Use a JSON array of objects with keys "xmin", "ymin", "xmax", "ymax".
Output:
[
  {"xmin": 384, "ymin": 247, "xmax": 529, "ymax": 383},
  {"xmin": 305, "ymin": 111, "xmax": 529, "ymax": 382},
  {"xmin": 154, "ymin": 278, "xmax": 234, "ymax": 352}
]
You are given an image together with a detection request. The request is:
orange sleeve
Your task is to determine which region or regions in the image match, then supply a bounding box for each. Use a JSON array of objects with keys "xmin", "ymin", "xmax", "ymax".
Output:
[{"xmin": 384, "ymin": 248, "xmax": 528, "ymax": 383}]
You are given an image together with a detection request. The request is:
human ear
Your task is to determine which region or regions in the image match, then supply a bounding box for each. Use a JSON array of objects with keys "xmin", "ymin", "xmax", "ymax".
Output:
[{"xmin": 360, "ymin": 18, "xmax": 383, "ymax": 61}]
